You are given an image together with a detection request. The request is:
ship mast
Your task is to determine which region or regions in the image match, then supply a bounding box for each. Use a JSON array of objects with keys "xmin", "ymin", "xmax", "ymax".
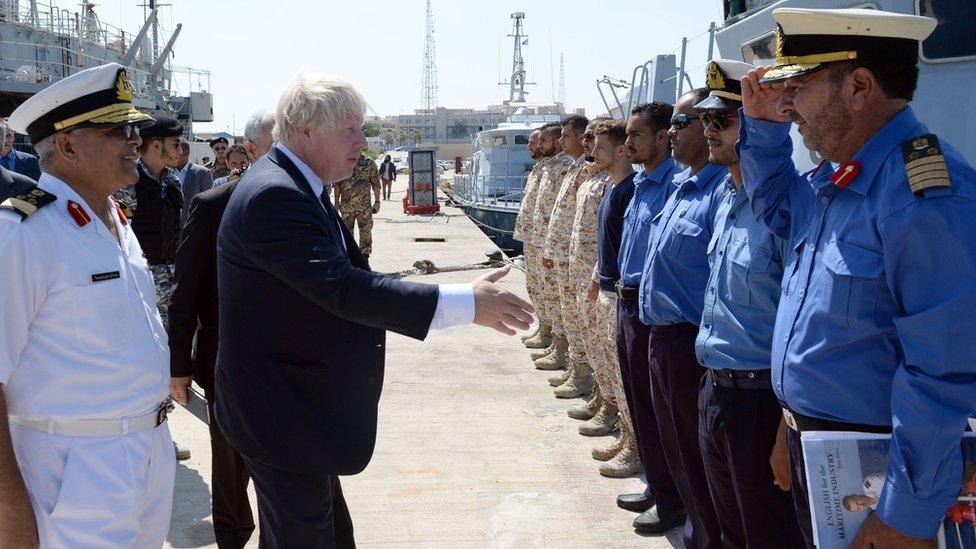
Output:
[{"xmin": 499, "ymin": 12, "xmax": 534, "ymax": 103}]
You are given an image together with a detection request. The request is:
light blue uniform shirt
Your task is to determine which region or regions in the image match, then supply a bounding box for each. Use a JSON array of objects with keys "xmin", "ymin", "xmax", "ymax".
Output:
[
  {"xmin": 638, "ymin": 163, "xmax": 728, "ymax": 326},
  {"xmin": 738, "ymin": 106, "xmax": 976, "ymax": 538},
  {"xmin": 695, "ymin": 174, "xmax": 789, "ymax": 371},
  {"xmin": 617, "ymin": 158, "xmax": 679, "ymax": 288}
]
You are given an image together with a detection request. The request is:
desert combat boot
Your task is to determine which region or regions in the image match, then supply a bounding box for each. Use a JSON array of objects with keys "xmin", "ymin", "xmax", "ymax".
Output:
[
  {"xmin": 523, "ymin": 322, "xmax": 553, "ymax": 349},
  {"xmin": 548, "ymin": 367, "xmax": 571, "ymax": 387},
  {"xmin": 579, "ymin": 401, "xmax": 619, "ymax": 436},
  {"xmin": 533, "ymin": 335, "xmax": 568, "ymax": 371},
  {"xmin": 568, "ymin": 388, "xmax": 603, "ymax": 420},
  {"xmin": 599, "ymin": 432, "xmax": 642, "ymax": 478},
  {"xmin": 530, "ymin": 340, "xmax": 556, "ymax": 361},
  {"xmin": 553, "ymin": 360, "xmax": 595, "ymax": 399}
]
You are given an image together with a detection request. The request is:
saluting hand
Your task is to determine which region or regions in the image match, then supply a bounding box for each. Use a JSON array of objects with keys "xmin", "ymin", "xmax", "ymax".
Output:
[
  {"xmin": 741, "ymin": 67, "xmax": 791, "ymax": 124},
  {"xmin": 472, "ymin": 266, "xmax": 535, "ymax": 336},
  {"xmin": 850, "ymin": 513, "xmax": 936, "ymax": 549}
]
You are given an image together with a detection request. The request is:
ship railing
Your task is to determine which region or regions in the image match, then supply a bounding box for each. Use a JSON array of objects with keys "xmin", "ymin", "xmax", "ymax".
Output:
[
  {"xmin": 0, "ymin": 39, "xmax": 211, "ymax": 97},
  {"xmin": 0, "ymin": 1, "xmax": 144, "ymax": 54},
  {"xmin": 451, "ymin": 173, "xmax": 524, "ymax": 209}
]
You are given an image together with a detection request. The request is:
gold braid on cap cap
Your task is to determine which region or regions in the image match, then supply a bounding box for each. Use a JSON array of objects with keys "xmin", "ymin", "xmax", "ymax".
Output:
[{"xmin": 775, "ymin": 50, "xmax": 858, "ymax": 66}]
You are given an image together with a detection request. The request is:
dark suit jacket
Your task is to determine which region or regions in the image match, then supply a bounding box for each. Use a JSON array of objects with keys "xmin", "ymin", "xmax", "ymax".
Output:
[
  {"xmin": 0, "ymin": 165, "xmax": 36, "ymax": 203},
  {"xmin": 168, "ymin": 180, "xmax": 238, "ymax": 395},
  {"xmin": 179, "ymin": 162, "xmax": 214, "ymax": 224},
  {"xmin": 215, "ymin": 147, "xmax": 439, "ymax": 475},
  {"xmin": 6, "ymin": 150, "xmax": 41, "ymax": 182}
]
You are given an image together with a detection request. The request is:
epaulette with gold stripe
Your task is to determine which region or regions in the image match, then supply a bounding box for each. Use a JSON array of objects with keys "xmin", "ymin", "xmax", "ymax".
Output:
[
  {"xmin": 901, "ymin": 134, "xmax": 951, "ymax": 197},
  {"xmin": 0, "ymin": 186, "xmax": 56, "ymax": 220}
]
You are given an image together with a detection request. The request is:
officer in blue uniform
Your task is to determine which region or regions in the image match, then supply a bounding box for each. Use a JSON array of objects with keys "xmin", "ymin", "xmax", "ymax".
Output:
[
  {"xmin": 739, "ymin": 7, "xmax": 976, "ymax": 548},
  {"xmin": 637, "ymin": 88, "xmax": 728, "ymax": 548},
  {"xmin": 613, "ymin": 102, "xmax": 683, "ymax": 533},
  {"xmin": 692, "ymin": 58, "xmax": 801, "ymax": 548}
]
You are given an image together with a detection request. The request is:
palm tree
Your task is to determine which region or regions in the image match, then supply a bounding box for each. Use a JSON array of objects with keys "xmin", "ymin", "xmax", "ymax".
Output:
[
  {"xmin": 451, "ymin": 120, "xmax": 469, "ymax": 139},
  {"xmin": 395, "ymin": 127, "xmax": 406, "ymax": 146},
  {"xmin": 411, "ymin": 128, "xmax": 422, "ymax": 145}
]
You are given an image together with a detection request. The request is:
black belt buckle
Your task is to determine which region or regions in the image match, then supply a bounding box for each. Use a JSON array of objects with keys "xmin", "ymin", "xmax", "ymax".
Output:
[{"xmin": 156, "ymin": 398, "xmax": 175, "ymax": 427}]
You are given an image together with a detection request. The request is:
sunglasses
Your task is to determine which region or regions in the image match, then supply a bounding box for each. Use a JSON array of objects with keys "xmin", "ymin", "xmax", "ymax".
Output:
[
  {"xmin": 700, "ymin": 112, "xmax": 737, "ymax": 132},
  {"xmin": 670, "ymin": 114, "xmax": 700, "ymax": 130},
  {"xmin": 68, "ymin": 122, "xmax": 141, "ymax": 139}
]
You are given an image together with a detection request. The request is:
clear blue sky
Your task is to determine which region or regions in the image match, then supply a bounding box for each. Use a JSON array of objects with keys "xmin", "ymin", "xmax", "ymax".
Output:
[{"xmin": 105, "ymin": 0, "xmax": 726, "ymax": 134}]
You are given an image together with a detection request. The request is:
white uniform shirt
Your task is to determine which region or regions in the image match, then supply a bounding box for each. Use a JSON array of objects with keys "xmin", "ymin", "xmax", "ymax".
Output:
[
  {"xmin": 0, "ymin": 173, "xmax": 169, "ymax": 420},
  {"xmin": 862, "ymin": 472, "xmax": 885, "ymax": 510}
]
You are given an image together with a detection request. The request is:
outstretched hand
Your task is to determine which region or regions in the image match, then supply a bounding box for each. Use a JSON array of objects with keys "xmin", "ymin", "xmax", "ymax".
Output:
[
  {"xmin": 741, "ymin": 66, "xmax": 791, "ymax": 123},
  {"xmin": 472, "ymin": 266, "xmax": 535, "ymax": 335}
]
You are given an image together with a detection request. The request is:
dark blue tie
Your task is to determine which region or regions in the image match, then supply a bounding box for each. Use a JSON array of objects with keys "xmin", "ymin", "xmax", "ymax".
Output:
[{"xmin": 320, "ymin": 188, "xmax": 347, "ymax": 253}]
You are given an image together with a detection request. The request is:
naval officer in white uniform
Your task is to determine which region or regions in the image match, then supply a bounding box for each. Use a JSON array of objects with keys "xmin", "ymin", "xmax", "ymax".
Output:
[{"xmin": 0, "ymin": 62, "xmax": 175, "ymax": 547}]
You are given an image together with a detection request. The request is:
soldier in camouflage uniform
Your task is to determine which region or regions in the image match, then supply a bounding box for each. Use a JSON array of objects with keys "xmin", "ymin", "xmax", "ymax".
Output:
[
  {"xmin": 206, "ymin": 137, "xmax": 230, "ymax": 179},
  {"xmin": 514, "ymin": 128, "xmax": 555, "ymax": 349},
  {"xmin": 113, "ymin": 117, "xmax": 184, "ymax": 331},
  {"xmin": 542, "ymin": 116, "xmax": 599, "ymax": 399},
  {"xmin": 334, "ymin": 152, "xmax": 381, "ymax": 258},
  {"xmin": 529, "ymin": 125, "xmax": 577, "ymax": 371},
  {"xmin": 587, "ymin": 119, "xmax": 643, "ymax": 478}
]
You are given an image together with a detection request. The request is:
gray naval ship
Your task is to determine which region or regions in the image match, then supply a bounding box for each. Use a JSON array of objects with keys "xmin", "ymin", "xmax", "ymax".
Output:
[
  {"xmin": 0, "ymin": 0, "xmax": 213, "ymax": 148},
  {"xmin": 453, "ymin": 0, "xmax": 974, "ymax": 255}
]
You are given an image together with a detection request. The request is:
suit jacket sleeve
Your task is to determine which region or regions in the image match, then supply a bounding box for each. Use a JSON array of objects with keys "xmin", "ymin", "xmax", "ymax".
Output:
[
  {"xmin": 197, "ymin": 166, "xmax": 214, "ymax": 194},
  {"xmin": 242, "ymin": 185, "xmax": 439, "ymax": 339},
  {"xmin": 168, "ymin": 193, "xmax": 214, "ymax": 377}
]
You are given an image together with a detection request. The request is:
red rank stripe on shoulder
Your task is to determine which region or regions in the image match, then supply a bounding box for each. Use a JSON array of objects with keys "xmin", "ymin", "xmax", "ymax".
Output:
[
  {"xmin": 67, "ymin": 200, "xmax": 91, "ymax": 227},
  {"xmin": 113, "ymin": 200, "xmax": 128, "ymax": 225},
  {"xmin": 830, "ymin": 161, "xmax": 861, "ymax": 189}
]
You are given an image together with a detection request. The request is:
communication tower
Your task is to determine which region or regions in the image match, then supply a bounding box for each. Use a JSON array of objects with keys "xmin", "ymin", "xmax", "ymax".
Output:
[
  {"xmin": 558, "ymin": 53, "xmax": 566, "ymax": 107},
  {"xmin": 421, "ymin": 0, "xmax": 438, "ymax": 113}
]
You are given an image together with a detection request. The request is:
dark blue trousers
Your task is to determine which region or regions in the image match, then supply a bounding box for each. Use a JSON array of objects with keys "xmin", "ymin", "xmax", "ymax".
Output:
[
  {"xmin": 698, "ymin": 378, "xmax": 803, "ymax": 549},
  {"xmin": 243, "ymin": 456, "xmax": 356, "ymax": 549},
  {"xmin": 647, "ymin": 323, "xmax": 721, "ymax": 549},
  {"xmin": 615, "ymin": 298, "xmax": 682, "ymax": 511}
]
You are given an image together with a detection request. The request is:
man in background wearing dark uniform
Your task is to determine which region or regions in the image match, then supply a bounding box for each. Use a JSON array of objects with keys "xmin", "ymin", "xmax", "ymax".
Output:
[{"xmin": 207, "ymin": 136, "xmax": 230, "ymax": 179}]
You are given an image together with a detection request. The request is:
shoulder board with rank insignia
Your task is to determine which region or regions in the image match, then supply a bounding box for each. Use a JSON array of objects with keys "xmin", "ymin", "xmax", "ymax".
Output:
[
  {"xmin": 0, "ymin": 186, "xmax": 56, "ymax": 220},
  {"xmin": 902, "ymin": 134, "xmax": 951, "ymax": 197}
]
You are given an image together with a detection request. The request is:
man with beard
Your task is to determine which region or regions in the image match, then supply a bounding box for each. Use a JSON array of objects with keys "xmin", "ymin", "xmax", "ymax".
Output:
[
  {"xmin": 612, "ymin": 102, "xmax": 682, "ymax": 531},
  {"xmin": 740, "ymin": 8, "xmax": 976, "ymax": 548},
  {"xmin": 543, "ymin": 115, "xmax": 601, "ymax": 401},
  {"xmin": 692, "ymin": 59, "xmax": 801, "ymax": 548},
  {"xmin": 517, "ymin": 125, "xmax": 559, "ymax": 351},
  {"xmin": 528, "ymin": 122, "xmax": 576, "ymax": 371},
  {"xmin": 637, "ymin": 88, "xmax": 727, "ymax": 547}
]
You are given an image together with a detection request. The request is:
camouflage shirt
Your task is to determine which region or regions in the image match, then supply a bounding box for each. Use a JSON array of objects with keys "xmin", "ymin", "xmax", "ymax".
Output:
[
  {"xmin": 529, "ymin": 152, "xmax": 575, "ymax": 246},
  {"xmin": 335, "ymin": 155, "xmax": 380, "ymax": 213},
  {"xmin": 513, "ymin": 158, "xmax": 548, "ymax": 243},
  {"xmin": 569, "ymin": 169, "xmax": 610, "ymax": 285},
  {"xmin": 207, "ymin": 159, "xmax": 230, "ymax": 180},
  {"xmin": 543, "ymin": 156, "xmax": 592, "ymax": 261}
]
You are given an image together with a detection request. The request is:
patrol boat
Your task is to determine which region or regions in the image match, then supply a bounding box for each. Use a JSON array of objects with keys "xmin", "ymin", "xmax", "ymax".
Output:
[
  {"xmin": 0, "ymin": 0, "xmax": 213, "ymax": 147},
  {"xmin": 449, "ymin": 12, "xmax": 562, "ymax": 255}
]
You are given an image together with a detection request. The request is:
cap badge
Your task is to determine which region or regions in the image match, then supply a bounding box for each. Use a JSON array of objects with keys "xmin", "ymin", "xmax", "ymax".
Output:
[
  {"xmin": 705, "ymin": 62, "xmax": 726, "ymax": 91},
  {"xmin": 115, "ymin": 69, "xmax": 134, "ymax": 102},
  {"xmin": 774, "ymin": 26, "xmax": 785, "ymax": 60}
]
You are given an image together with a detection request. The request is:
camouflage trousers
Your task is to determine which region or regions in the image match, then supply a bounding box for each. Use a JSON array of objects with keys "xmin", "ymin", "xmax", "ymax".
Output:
[
  {"xmin": 555, "ymin": 260, "xmax": 586, "ymax": 365},
  {"xmin": 522, "ymin": 242, "xmax": 550, "ymax": 326},
  {"xmin": 539, "ymin": 258, "xmax": 565, "ymax": 336},
  {"xmin": 587, "ymin": 291, "xmax": 632, "ymax": 435},
  {"xmin": 339, "ymin": 207, "xmax": 374, "ymax": 255},
  {"xmin": 149, "ymin": 263, "xmax": 175, "ymax": 331}
]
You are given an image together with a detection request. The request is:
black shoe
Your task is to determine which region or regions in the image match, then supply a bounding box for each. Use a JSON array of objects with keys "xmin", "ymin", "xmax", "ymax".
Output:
[
  {"xmin": 633, "ymin": 505, "xmax": 686, "ymax": 535},
  {"xmin": 617, "ymin": 492, "xmax": 654, "ymax": 513}
]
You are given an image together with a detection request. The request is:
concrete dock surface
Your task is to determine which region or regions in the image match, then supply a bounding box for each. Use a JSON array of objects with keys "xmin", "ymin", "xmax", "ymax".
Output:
[{"xmin": 164, "ymin": 175, "xmax": 683, "ymax": 548}]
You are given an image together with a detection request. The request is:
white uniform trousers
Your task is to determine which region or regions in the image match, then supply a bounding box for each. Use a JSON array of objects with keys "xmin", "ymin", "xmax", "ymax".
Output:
[{"xmin": 10, "ymin": 421, "xmax": 176, "ymax": 548}]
